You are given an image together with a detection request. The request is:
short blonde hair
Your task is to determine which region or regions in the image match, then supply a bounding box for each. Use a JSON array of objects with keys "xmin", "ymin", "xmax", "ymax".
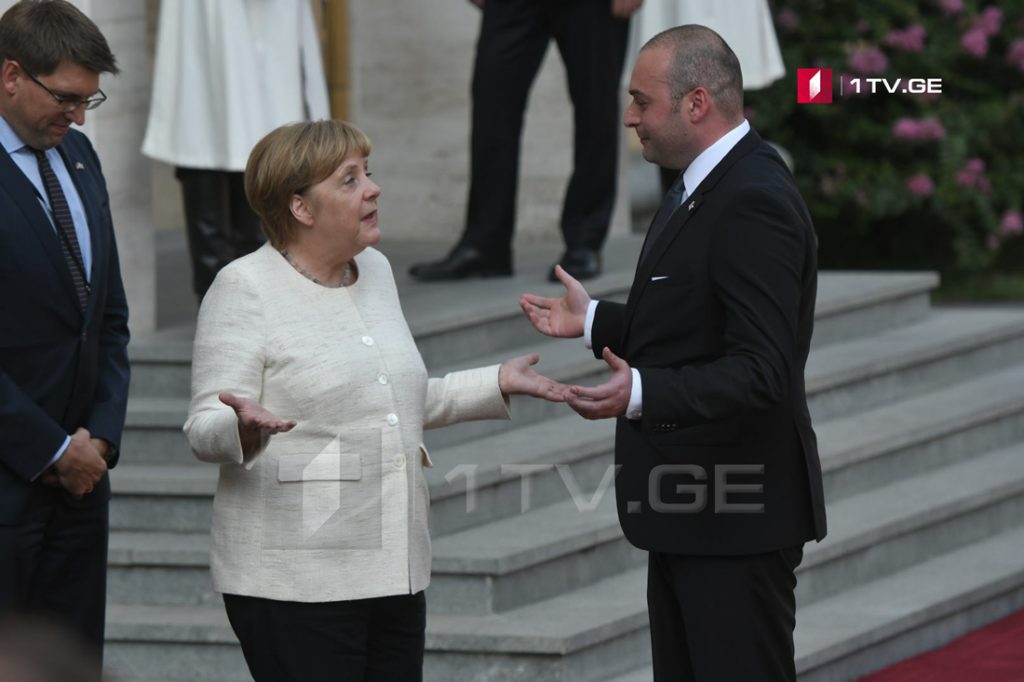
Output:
[{"xmin": 244, "ymin": 119, "xmax": 372, "ymax": 248}]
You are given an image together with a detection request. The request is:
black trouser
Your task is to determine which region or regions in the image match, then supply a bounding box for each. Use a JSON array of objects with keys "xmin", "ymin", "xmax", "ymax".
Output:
[
  {"xmin": 460, "ymin": 0, "xmax": 630, "ymax": 259},
  {"xmin": 175, "ymin": 168, "xmax": 264, "ymax": 298},
  {"xmin": 647, "ymin": 546, "xmax": 804, "ymax": 681},
  {"xmin": 0, "ymin": 484, "xmax": 109, "ymax": 674},
  {"xmin": 223, "ymin": 591, "xmax": 427, "ymax": 682}
]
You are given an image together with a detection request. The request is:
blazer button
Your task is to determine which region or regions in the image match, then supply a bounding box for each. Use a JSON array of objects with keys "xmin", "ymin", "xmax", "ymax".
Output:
[
  {"xmin": 362, "ymin": 336, "xmax": 374, "ymax": 347},
  {"xmin": 392, "ymin": 454, "xmax": 406, "ymax": 469},
  {"xmin": 386, "ymin": 413, "xmax": 399, "ymax": 426},
  {"xmin": 378, "ymin": 373, "xmax": 389, "ymax": 385}
]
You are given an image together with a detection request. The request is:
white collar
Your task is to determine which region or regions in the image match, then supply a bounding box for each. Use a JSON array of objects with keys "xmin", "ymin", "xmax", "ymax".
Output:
[{"xmin": 681, "ymin": 119, "xmax": 750, "ymax": 199}]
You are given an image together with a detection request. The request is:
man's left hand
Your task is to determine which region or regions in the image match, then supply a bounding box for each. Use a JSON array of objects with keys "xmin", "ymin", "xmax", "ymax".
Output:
[{"xmin": 566, "ymin": 347, "xmax": 632, "ymax": 419}]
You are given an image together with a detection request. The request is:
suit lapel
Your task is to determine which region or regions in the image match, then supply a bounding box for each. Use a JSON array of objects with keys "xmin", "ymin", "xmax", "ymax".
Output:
[
  {"xmin": 623, "ymin": 129, "xmax": 764, "ymax": 334},
  {"xmin": 0, "ymin": 143, "xmax": 83, "ymax": 317}
]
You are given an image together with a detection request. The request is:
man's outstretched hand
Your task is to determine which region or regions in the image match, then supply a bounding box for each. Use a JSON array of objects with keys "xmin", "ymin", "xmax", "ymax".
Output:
[
  {"xmin": 565, "ymin": 347, "xmax": 633, "ymax": 420},
  {"xmin": 520, "ymin": 265, "xmax": 592, "ymax": 339}
]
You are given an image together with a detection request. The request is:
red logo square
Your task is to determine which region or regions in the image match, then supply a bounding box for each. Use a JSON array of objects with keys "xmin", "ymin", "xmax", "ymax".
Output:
[{"xmin": 797, "ymin": 68, "xmax": 833, "ymax": 104}]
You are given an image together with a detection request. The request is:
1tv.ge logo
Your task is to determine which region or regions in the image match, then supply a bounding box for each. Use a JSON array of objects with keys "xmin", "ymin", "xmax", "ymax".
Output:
[{"xmin": 798, "ymin": 67, "xmax": 943, "ymax": 104}]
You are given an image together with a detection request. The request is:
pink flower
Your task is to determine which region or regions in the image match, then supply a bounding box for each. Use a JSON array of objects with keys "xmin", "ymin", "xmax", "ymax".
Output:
[
  {"xmin": 777, "ymin": 8, "xmax": 800, "ymax": 32},
  {"xmin": 977, "ymin": 6, "xmax": 1003, "ymax": 36},
  {"xmin": 941, "ymin": 0, "xmax": 964, "ymax": 15},
  {"xmin": 884, "ymin": 25, "xmax": 927, "ymax": 52},
  {"xmin": 956, "ymin": 170, "xmax": 976, "ymax": 187},
  {"xmin": 848, "ymin": 47, "xmax": 889, "ymax": 75},
  {"xmin": 891, "ymin": 117, "xmax": 946, "ymax": 141},
  {"xmin": 962, "ymin": 28, "xmax": 989, "ymax": 58},
  {"xmin": 906, "ymin": 174, "xmax": 935, "ymax": 197},
  {"xmin": 1000, "ymin": 211, "xmax": 1024, "ymax": 237},
  {"xmin": 956, "ymin": 158, "xmax": 991, "ymax": 194},
  {"xmin": 1008, "ymin": 39, "xmax": 1024, "ymax": 73},
  {"xmin": 965, "ymin": 158, "xmax": 986, "ymax": 175}
]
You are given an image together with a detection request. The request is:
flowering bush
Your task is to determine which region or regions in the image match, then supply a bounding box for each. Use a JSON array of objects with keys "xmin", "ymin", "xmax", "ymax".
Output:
[{"xmin": 746, "ymin": 1, "xmax": 1024, "ymax": 273}]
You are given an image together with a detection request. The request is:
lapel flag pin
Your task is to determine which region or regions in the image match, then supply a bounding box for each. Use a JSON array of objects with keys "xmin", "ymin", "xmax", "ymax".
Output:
[
  {"xmin": 688, "ymin": 200, "xmax": 696, "ymax": 211},
  {"xmin": 75, "ymin": 162, "xmax": 85, "ymax": 170}
]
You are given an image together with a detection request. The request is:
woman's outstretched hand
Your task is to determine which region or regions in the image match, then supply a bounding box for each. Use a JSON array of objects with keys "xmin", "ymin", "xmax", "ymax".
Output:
[
  {"xmin": 498, "ymin": 354, "xmax": 569, "ymax": 402},
  {"xmin": 219, "ymin": 392, "xmax": 296, "ymax": 455}
]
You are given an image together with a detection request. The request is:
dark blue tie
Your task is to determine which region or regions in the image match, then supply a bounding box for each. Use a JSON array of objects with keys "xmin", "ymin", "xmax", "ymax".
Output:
[
  {"xmin": 641, "ymin": 172, "xmax": 686, "ymax": 263},
  {"xmin": 34, "ymin": 148, "xmax": 89, "ymax": 311}
]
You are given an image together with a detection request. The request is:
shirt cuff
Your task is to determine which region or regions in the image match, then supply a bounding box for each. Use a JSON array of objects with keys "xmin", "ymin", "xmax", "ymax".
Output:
[
  {"xmin": 626, "ymin": 368, "xmax": 643, "ymax": 420},
  {"xmin": 584, "ymin": 300, "xmax": 599, "ymax": 349},
  {"xmin": 32, "ymin": 435, "xmax": 70, "ymax": 481}
]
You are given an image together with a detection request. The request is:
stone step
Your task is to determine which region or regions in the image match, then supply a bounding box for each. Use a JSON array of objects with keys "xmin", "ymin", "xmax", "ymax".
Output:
[
  {"xmin": 800, "ymin": 441, "xmax": 1024, "ymax": 606},
  {"xmin": 810, "ymin": 271, "xmax": 937, "ymax": 349},
  {"xmin": 109, "ymin": 437, "xmax": 1024, "ymax": 615},
  {"xmin": 126, "ymin": 270, "xmax": 939, "ymax": 402},
  {"xmin": 113, "ymin": 357, "xmax": 1024, "ymax": 537},
  {"xmin": 107, "ymin": 532, "xmax": 215, "ymax": 608},
  {"xmin": 600, "ymin": 664, "xmax": 653, "ymax": 682},
  {"xmin": 795, "ymin": 525, "xmax": 1024, "ymax": 681},
  {"xmin": 431, "ymin": 492, "xmax": 641, "ymax": 615},
  {"xmin": 819, "ymin": 362, "xmax": 1024, "ymax": 502},
  {"xmin": 121, "ymin": 306, "xmax": 1024, "ymax": 467},
  {"xmin": 110, "ymin": 465, "xmax": 215, "ymax": 532},
  {"xmin": 104, "ymin": 567, "xmax": 652, "ymax": 682},
  {"xmin": 806, "ymin": 308, "xmax": 1024, "ymax": 422}
]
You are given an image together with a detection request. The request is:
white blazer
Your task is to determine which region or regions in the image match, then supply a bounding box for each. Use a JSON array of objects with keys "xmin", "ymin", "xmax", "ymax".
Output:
[{"xmin": 184, "ymin": 244, "xmax": 510, "ymax": 602}]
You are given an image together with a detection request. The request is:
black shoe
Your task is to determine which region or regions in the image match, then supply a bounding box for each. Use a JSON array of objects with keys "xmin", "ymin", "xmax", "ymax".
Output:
[
  {"xmin": 409, "ymin": 246, "xmax": 512, "ymax": 281},
  {"xmin": 549, "ymin": 249, "xmax": 601, "ymax": 282}
]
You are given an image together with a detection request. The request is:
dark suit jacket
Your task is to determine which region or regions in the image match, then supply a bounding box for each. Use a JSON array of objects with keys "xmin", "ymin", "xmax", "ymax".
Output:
[
  {"xmin": 593, "ymin": 129, "xmax": 826, "ymax": 556},
  {"xmin": 0, "ymin": 128, "xmax": 130, "ymax": 522}
]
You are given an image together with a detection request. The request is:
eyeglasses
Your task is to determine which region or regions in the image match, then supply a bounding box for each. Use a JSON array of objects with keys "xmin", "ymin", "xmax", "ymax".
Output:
[{"xmin": 23, "ymin": 69, "xmax": 107, "ymax": 112}]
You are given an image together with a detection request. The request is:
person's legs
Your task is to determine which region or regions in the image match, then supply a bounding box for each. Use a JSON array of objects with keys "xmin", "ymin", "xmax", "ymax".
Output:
[
  {"xmin": 652, "ymin": 547, "xmax": 804, "ymax": 681},
  {"xmin": 551, "ymin": 0, "xmax": 630, "ymax": 268},
  {"xmin": 410, "ymin": 0, "xmax": 550, "ymax": 280},
  {"xmin": 365, "ymin": 591, "xmax": 426, "ymax": 682},
  {"xmin": 223, "ymin": 593, "xmax": 371, "ymax": 682},
  {"xmin": 647, "ymin": 552, "xmax": 696, "ymax": 681},
  {"xmin": 0, "ymin": 487, "xmax": 108, "ymax": 671},
  {"xmin": 226, "ymin": 171, "xmax": 265, "ymax": 257},
  {"xmin": 175, "ymin": 168, "xmax": 237, "ymax": 298}
]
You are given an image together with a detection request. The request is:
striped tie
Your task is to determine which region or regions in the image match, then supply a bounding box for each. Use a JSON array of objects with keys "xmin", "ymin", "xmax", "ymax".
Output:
[{"xmin": 34, "ymin": 148, "xmax": 89, "ymax": 311}]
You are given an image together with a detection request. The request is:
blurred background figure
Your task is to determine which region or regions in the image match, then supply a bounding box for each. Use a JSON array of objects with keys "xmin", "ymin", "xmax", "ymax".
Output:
[
  {"xmin": 409, "ymin": 0, "xmax": 643, "ymax": 284},
  {"xmin": 142, "ymin": 0, "xmax": 329, "ymax": 299},
  {"xmin": 630, "ymin": 0, "xmax": 785, "ymax": 193},
  {"xmin": 0, "ymin": 616, "xmax": 99, "ymax": 682}
]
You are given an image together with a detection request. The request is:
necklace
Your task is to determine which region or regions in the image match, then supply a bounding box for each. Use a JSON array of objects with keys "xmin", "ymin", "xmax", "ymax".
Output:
[{"xmin": 280, "ymin": 250, "xmax": 354, "ymax": 288}]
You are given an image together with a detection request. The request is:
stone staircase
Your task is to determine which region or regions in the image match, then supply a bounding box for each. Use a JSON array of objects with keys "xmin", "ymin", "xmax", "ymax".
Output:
[{"xmin": 104, "ymin": 236, "xmax": 1024, "ymax": 681}]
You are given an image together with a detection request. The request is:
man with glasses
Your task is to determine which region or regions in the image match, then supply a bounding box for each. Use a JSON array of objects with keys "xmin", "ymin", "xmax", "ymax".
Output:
[{"xmin": 0, "ymin": 0, "xmax": 129, "ymax": 668}]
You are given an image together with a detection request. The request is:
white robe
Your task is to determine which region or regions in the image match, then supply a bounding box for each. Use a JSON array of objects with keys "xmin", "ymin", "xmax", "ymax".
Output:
[
  {"xmin": 142, "ymin": 0, "xmax": 330, "ymax": 171},
  {"xmin": 630, "ymin": 0, "xmax": 786, "ymax": 90}
]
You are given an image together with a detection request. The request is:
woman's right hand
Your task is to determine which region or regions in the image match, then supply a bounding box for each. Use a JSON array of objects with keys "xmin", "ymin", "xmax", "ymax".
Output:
[{"xmin": 219, "ymin": 392, "xmax": 296, "ymax": 455}]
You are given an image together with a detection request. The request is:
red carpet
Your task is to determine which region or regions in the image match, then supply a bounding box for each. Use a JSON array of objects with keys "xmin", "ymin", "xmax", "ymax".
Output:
[{"xmin": 859, "ymin": 609, "xmax": 1024, "ymax": 681}]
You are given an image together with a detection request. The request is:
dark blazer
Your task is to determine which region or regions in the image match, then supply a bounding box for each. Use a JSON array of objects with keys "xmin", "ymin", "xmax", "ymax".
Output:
[
  {"xmin": 0, "ymin": 128, "xmax": 130, "ymax": 522},
  {"xmin": 593, "ymin": 129, "xmax": 826, "ymax": 556}
]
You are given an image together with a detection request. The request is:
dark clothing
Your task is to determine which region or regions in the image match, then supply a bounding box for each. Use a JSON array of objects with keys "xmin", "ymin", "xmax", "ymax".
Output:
[
  {"xmin": 592, "ymin": 128, "xmax": 826, "ymax": 678},
  {"xmin": 175, "ymin": 167, "xmax": 264, "ymax": 298},
  {"xmin": 648, "ymin": 547, "xmax": 803, "ymax": 681},
  {"xmin": 458, "ymin": 0, "xmax": 629, "ymax": 259},
  {"xmin": 224, "ymin": 591, "xmax": 427, "ymax": 682},
  {"xmin": 0, "ymin": 128, "xmax": 130, "ymax": 661}
]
